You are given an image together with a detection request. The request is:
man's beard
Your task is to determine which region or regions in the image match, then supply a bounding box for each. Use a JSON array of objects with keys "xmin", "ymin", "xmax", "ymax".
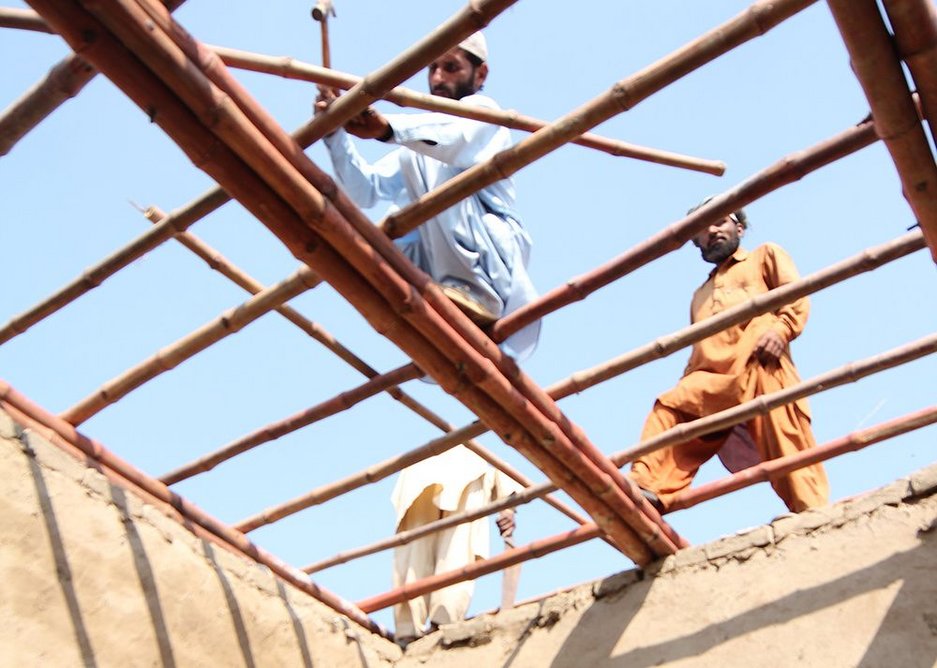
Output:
[
  {"xmin": 432, "ymin": 76, "xmax": 477, "ymax": 100},
  {"xmin": 700, "ymin": 234, "xmax": 740, "ymax": 264}
]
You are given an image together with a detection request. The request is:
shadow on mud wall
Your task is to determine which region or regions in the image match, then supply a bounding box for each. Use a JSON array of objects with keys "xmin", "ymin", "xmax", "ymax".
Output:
[
  {"xmin": 202, "ymin": 540, "xmax": 260, "ymax": 668},
  {"xmin": 27, "ymin": 438, "xmax": 97, "ymax": 667},
  {"xmin": 274, "ymin": 577, "xmax": 316, "ymax": 667},
  {"xmin": 548, "ymin": 519, "xmax": 937, "ymax": 667},
  {"xmin": 110, "ymin": 485, "xmax": 178, "ymax": 667}
]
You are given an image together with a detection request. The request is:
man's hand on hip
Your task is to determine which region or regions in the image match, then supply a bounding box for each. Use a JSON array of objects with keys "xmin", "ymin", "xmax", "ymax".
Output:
[{"xmin": 753, "ymin": 329, "xmax": 785, "ymax": 366}]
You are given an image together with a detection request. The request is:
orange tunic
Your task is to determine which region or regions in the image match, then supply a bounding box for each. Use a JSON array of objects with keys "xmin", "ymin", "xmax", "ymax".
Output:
[{"xmin": 631, "ymin": 244, "xmax": 829, "ymax": 512}]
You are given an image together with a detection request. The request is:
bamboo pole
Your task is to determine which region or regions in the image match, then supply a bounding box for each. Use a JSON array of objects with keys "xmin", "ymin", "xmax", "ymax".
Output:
[
  {"xmin": 159, "ymin": 363, "xmax": 423, "ymax": 484},
  {"xmin": 0, "ymin": 7, "xmax": 52, "ymax": 32},
  {"xmin": 211, "ymin": 45, "xmax": 725, "ymax": 175},
  {"xmin": 0, "ymin": 380, "xmax": 391, "ymax": 638},
  {"xmin": 1, "ymin": 6, "xmax": 726, "ymax": 173},
  {"xmin": 0, "ymin": 187, "xmax": 229, "ymax": 347},
  {"xmin": 492, "ymin": 114, "xmax": 881, "ymax": 341},
  {"xmin": 827, "ymin": 0, "xmax": 937, "ymax": 261},
  {"xmin": 882, "ymin": 0, "xmax": 937, "ymax": 185},
  {"xmin": 0, "ymin": 53, "xmax": 95, "ymax": 156},
  {"xmin": 0, "ymin": 1, "xmax": 187, "ymax": 157},
  {"xmin": 357, "ymin": 523, "xmax": 602, "ymax": 614},
  {"xmin": 669, "ymin": 405, "xmax": 937, "ymax": 510},
  {"xmin": 34, "ymin": 0, "xmax": 672, "ymax": 563},
  {"xmin": 303, "ymin": 473, "xmax": 556, "ymax": 574},
  {"xmin": 354, "ymin": 404, "xmax": 937, "ymax": 612},
  {"xmin": 243, "ymin": 229, "xmax": 924, "ymax": 532},
  {"xmin": 379, "ymin": 0, "xmax": 817, "ymax": 242},
  {"xmin": 60, "ymin": 266, "xmax": 323, "ymax": 426},
  {"xmin": 138, "ymin": 204, "xmax": 405, "ymax": 380}
]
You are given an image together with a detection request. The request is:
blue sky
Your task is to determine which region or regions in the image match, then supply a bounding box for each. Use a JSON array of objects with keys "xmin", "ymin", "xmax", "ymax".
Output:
[{"xmin": 2, "ymin": 0, "xmax": 935, "ymax": 631}]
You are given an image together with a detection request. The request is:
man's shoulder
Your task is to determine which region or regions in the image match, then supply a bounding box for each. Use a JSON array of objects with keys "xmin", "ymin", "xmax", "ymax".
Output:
[
  {"xmin": 459, "ymin": 93, "xmax": 501, "ymax": 110},
  {"xmin": 750, "ymin": 242, "xmax": 794, "ymax": 263}
]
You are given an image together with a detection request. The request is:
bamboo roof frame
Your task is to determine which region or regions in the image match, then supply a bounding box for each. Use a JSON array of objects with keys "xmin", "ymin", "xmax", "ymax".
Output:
[
  {"xmin": 48, "ymin": 100, "xmax": 897, "ymax": 467},
  {"xmin": 28, "ymin": 0, "xmax": 683, "ymax": 569},
  {"xmin": 1, "ymin": 0, "xmax": 935, "ymax": 641}
]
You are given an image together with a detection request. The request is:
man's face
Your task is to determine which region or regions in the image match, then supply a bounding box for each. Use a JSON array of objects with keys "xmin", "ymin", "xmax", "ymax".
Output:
[
  {"xmin": 693, "ymin": 216, "xmax": 743, "ymax": 264},
  {"xmin": 428, "ymin": 48, "xmax": 487, "ymax": 100}
]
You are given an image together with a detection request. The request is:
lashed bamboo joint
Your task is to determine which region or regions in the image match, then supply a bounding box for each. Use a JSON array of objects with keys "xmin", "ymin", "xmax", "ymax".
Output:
[{"xmin": 4, "ymin": 0, "xmax": 935, "ymax": 644}]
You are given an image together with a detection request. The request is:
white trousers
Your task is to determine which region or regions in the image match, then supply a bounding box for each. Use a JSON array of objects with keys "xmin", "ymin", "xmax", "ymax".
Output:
[{"xmin": 392, "ymin": 480, "xmax": 482, "ymax": 638}]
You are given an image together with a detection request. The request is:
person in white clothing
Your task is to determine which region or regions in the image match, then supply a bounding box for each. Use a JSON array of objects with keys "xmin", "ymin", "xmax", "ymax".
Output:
[
  {"xmin": 390, "ymin": 445, "xmax": 521, "ymax": 643},
  {"xmin": 315, "ymin": 32, "xmax": 540, "ymax": 360}
]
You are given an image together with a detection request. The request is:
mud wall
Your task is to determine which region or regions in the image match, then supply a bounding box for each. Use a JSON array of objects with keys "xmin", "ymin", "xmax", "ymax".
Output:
[
  {"xmin": 398, "ymin": 462, "xmax": 937, "ymax": 667},
  {"xmin": 3, "ymin": 403, "xmax": 935, "ymax": 667},
  {"xmin": 0, "ymin": 408, "xmax": 400, "ymax": 667}
]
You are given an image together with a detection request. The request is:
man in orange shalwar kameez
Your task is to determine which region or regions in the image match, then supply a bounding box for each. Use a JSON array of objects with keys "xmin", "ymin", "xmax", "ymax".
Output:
[{"xmin": 630, "ymin": 202, "xmax": 829, "ymax": 513}]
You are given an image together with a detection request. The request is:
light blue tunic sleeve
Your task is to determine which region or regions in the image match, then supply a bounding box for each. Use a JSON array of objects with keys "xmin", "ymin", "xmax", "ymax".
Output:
[
  {"xmin": 382, "ymin": 94, "xmax": 508, "ymax": 169},
  {"xmin": 323, "ymin": 128, "xmax": 406, "ymax": 209}
]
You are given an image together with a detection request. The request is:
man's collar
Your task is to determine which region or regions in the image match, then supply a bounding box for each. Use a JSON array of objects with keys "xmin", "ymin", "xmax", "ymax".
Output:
[{"xmin": 707, "ymin": 246, "xmax": 748, "ymax": 278}]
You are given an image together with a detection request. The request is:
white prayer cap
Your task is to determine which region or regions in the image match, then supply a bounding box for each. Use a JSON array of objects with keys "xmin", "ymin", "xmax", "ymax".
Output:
[{"xmin": 459, "ymin": 31, "xmax": 488, "ymax": 62}]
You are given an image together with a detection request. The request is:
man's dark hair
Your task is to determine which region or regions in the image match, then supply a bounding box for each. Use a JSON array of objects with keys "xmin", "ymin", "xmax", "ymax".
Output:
[
  {"xmin": 688, "ymin": 195, "xmax": 749, "ymax": 230},
  {"xmin": 462, "ymin": 49, "xmax": 483, "ymax": 68}
]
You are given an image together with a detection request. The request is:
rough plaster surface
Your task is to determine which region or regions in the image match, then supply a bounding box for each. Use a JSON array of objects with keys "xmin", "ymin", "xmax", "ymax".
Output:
[
  {"xmin": 2, "ymin": 405, "xmax": 936, "ymax": 668},
  {"xmin": 0, "ymin": 409, "xmax": 400, "ymax": 667}
]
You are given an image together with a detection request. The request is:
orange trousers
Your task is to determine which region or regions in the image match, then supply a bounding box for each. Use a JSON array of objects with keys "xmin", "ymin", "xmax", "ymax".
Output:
[{"xmin": 630, "ymin": 397, "xmax": 829, "ymax": 513}]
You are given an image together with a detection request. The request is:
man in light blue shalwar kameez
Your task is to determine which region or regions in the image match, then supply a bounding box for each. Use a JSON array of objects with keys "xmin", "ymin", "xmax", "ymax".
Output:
[{"xmin": 316, "ymin": 32, "xmax": 540, "ymax": 361}]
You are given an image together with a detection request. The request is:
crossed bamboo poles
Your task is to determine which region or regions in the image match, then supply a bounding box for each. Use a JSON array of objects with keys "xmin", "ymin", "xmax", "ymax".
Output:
[
  {"xmin": 4, "ymin": 0, "xmax": 833, "ymax": 573},
  {"xmin": 8, "ymin": 0, "xmax": 936, "ymax": 630},
  {"xmin": 297, "ymin": 229, "xmax": 930, "ymax": 572},
  {"xmin": 29, "ymin": 0, "xmax": 694, "ymax": 574},
  {"xmin": 1, "ymin": 8, "xmax": 723, "ymax": 171}
]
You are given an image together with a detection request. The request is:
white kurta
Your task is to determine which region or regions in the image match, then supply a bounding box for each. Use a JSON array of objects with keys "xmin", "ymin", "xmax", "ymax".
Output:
[
  {"xmin": 323, "ymin": 94, "xmax": 540, "ymax": 360},
  {"xmin": 390, "ymin": 445, "xmax": 522, "ymax": 638}
]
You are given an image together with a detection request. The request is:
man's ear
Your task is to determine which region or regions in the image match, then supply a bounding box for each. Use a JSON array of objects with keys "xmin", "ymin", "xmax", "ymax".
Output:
[
  {"xmin": 474, "ymin": 62, "xmax": 489, "ymax": 90},
  {"xmin": 736, "ymin": 222, "xmax": 746, "ymax": 238}
]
